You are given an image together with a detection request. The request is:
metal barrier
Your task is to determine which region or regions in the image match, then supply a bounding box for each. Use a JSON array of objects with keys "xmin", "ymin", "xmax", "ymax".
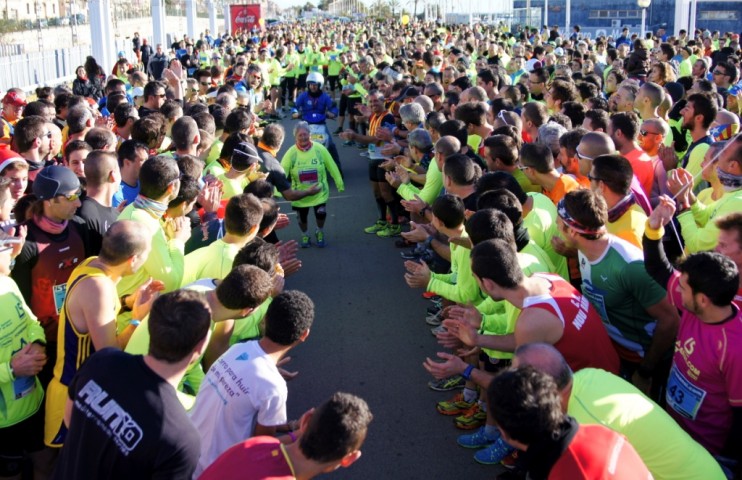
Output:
[{"xmin": 0, "ymin": 39, "xmax": 128, "ymax": 92}]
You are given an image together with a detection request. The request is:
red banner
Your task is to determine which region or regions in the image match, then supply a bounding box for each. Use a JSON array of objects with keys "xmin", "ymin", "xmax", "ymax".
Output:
[{"xmin": 230, "ymin": 4, "xmax": 262, "ymax": 34}]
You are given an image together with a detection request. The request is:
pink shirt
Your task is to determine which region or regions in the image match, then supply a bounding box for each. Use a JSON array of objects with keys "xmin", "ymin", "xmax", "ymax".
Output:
[
  {"xmin": 199, "ymin": 436, "xmax": 294, "ymax": 480},
  {"xmin": 666, "ymin": 271, "xmax": 742, "ymax": 454}
]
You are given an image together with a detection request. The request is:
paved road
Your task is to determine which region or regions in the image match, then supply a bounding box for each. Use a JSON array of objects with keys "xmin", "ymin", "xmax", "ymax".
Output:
[{"xmin": 272, "ymin": 119, "xmax": 499, "ymax": 479}]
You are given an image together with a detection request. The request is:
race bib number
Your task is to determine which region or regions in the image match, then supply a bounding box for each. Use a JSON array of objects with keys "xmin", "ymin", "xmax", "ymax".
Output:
[
  {"xmin": 309, "ymin": 125, "xmax": 327, "ymax": 143},
  {"xmin": 53, "ymin": 283, "xmax": 68, "ymax": 315},
  {"xmin": 581, "ymin": 280, "xmax": 609, "ymax": 323},
  {"xmin": 298, "ymin": 169, "xmax": 319, "ymax": 184},
  {"xmin": 666, "ymin": 364, "xmax": 706, "ymax": 420},
  {"xmin": 13, "ymin": 376, "xmax": 35, "ymax": 400}
]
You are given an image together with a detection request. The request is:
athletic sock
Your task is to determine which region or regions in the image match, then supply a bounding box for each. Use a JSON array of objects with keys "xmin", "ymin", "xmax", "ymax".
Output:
[
  {"xmin": 375, "ymin": 197, "xmax": 386, "ymax": 221},
  {"xmin": 386, "ymin": 201, "xmax": 399, "ymax": 224},
  {"xmin": 484, "ymin": 424, "xmax": 499, "ymax": 437},
  {"xmin": 463, "ymin": 387, "xmax": 478, "ymax": 403}
]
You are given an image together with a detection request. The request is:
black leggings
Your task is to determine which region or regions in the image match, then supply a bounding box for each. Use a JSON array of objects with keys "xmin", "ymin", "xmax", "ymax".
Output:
[{"xmin": 293, "ymin": 203, "xmax": 327, "ymax": 224}]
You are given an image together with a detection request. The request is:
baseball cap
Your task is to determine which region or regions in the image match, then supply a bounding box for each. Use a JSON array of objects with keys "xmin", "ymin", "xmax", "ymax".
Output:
[
  {"xmin": 2, "ymin": 91, "xmax": 26, "ymax": 107},
  {"xmin": 525, "ymin": 58, "xmax": 542, "ymax": 72},
  {"xmin": 32, "ymin": 165, "xmax": 80, "ymax": 200},
  {"xmin": 554, "ymin": 47, "xmax": 565, "ymax": 57},
  {"xmin": 395, "ymin": 85, "xmax": 420, "ymax": 102},
  {"xmin": 131, "ymin": 86, "xmax": 144, "ymax": 98},
  {"xmin": 231, "ymin": 142, "xmax": 260, "ymax": 171}
]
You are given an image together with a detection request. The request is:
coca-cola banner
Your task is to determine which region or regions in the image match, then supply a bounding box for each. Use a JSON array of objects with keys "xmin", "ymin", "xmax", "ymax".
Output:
[{"xmin": 230, "ymin": 4, "xmax": 262, "ymax": 34}]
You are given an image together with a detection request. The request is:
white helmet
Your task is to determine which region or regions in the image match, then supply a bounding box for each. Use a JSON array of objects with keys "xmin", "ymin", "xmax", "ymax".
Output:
[{"xmin": 306, "ymin": 71, "xmax": 324, "ymax": 88}]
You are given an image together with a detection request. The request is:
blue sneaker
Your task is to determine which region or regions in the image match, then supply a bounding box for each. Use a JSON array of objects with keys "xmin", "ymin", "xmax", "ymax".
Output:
[
  {"xmin": 315, "ymin": 230, "xmax": 325, "ymax": 248},
  {"xmin": 300, "ymin": 234, "xmax": 311, "ymax": 248},
  {"xmin": 473, "ymin": 438, "xmax": 515, "ymax": 465},
  {"xmin": 457, "ymin": 427, "xmax": 500, "ymax": 449}
]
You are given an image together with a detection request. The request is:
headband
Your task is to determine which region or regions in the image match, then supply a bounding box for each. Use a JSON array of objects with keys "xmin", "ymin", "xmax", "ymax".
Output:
[{"xmin": 557, "ymin": 198, "xmax": 606, "ymax": 236}]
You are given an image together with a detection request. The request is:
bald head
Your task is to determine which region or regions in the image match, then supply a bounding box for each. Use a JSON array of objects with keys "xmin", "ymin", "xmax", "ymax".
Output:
[
  {"xmin": 47, "ymin": 123, "xmax": 63, "ymax": 158},
  {"xmin": 99, "ymin": 220, "xmax": 150, "ymax": 266},
  {"xmin": 715, "ymin": 109, "xmax": 740, "ymax": 127},
  {"xmin": 462, "ymin": 86, "xmax": 488, "ymax": 103},
  {"xmin": 512, "ymin": 343, "xmax": 573, "ymax": 390},
  {"xmin": 578, "ymin": 131, "xmax": 616, "ymax": 158},
  {"xmin": 642, "ymin": 118, "xmax": 669, "ymax": 136},
  {"xmin": 435, "ymin": 135, "xmax": 461, "ymax": 158}
]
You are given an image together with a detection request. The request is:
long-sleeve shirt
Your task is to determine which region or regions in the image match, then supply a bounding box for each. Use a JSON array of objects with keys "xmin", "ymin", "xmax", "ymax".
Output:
[
  {"xmin": 427, "ymin": 232, "xmax": 483, "ymax": 306},
  {"xmin": 281, "ymin": 143, "xmax": 344, "ymax": 208},
  {"xmin": 397, "ymin": 160, "xmax": 443, "ymax": 206},
  {"xmin": 678, "ymin": 188, "xmax": 742, "ymax": 252},
  {"xmin": 116, "ymin": 205, "xmax": 185, "ymax": 332},
  {"xmin": 0, "ymin": 276, "xmax": 46, "ymax": 427}
]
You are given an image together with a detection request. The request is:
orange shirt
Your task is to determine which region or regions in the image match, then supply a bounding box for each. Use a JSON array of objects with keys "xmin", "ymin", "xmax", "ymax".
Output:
[
  {"xmin": 544, "ymin": 174, "xmax": 581, "ymax": 205},
  {"xmin": 623, "ymin": 148, "xmax": 654, "ymax": 198}
]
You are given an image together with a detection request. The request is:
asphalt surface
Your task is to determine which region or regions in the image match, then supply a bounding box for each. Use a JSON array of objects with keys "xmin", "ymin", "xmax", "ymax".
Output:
[{"xmin": 273, "ymin": 117, "xmax": 499, "ymax": 479}]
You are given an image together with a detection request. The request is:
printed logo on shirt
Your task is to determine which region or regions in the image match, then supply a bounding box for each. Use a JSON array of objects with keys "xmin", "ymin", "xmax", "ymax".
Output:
[{"xmin": 76, "ymin": 379, "xmax": 143, "ymax": 454}]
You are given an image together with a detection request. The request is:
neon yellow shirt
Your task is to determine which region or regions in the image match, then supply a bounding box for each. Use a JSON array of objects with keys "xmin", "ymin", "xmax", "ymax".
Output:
[
  {"xmin": 570, "ymin": 368, "xmax": 726, "ymax": 480},
  {"xmin": 0, "ymin": 276, "xmax": 45, "ymax": 427},
  {"xmin": 116, "ymin": 205, "xmax": 185, "ymax": 332},
  {"xmin": 182, "ymin": 239, "xmax": 242, "ymax": 288}
]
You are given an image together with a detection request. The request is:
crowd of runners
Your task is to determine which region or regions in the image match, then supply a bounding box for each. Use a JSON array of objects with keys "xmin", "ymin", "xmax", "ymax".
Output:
[{"xmin": 0, "ymin": 14, "xmax": 741, "ymax": 480}]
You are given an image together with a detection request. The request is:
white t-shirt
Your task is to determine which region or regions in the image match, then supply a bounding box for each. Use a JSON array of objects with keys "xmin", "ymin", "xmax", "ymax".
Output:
[{"xmin": 189, "ymin": 340, "xmax": 287, "ymax": 477}]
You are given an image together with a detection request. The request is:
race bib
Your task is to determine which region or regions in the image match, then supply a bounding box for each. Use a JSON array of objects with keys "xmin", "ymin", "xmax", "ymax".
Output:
[
  {"xmin": 309, "ymin": 124, "xmax": 327, "ymax": 143},
  {"xmin": 666, "ymin": 364, "xmax": 706, "ymax": 420},
  {"xmin": 298, "ymin": 169, "xmax": 319, "ymax": 184},
  {"xmin": 53, "ymin": 283, "xmax": 68, "ymax": 315},
  {"xmin": 13, "ymin": 376, "xmax": 35, "ymax": 400}
]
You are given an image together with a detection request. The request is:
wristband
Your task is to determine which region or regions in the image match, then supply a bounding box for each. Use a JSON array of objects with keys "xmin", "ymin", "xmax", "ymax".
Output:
[
  {"xmin": 462, "ymin": 364, "xmax": 475, "ymax": 381},
  {"xmin": 420, "ymin": 206, "xmax": 430, "ymax": 217},
  {"xmin": 643, "ymin": 220, "xmax": 664, "ymax": 241},
  {"xmin": 287, "ymin": 431, "xmax": 297, "ymax": 442},
  {"xmin": 129, "ymin": 319, "xmax": 141, "ymax": 327},
  {"xmin": 119, "ymin": 295, "xmax": 132, "ymax": 313},
  {"xmin": 424, "ymin": 235, "xmax": 433, "ymax": 249}
]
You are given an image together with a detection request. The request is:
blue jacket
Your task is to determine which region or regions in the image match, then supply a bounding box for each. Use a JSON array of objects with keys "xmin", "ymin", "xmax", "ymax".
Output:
[{"xmin": 292, "ymin": 92, "xmax": 338, "ymax": 123}]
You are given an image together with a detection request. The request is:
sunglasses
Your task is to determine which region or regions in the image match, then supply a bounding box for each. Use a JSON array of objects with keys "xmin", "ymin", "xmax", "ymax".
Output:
[
  {"xmin": 640, "ymin": 130, "xmax": 660, "ymax": 137},
  {"xmin": 576, "ymin": 150, "xmax": 594, "ymax": 161},
  {"xmin": 587, "ymin": 173, "xmax": 602, "ymax": 182},
  {"xmin": 58, "ymin": 190, "xmax": 82, "ymax": 202},
  {"xmin": 713, "ymin": 70, "xmax": 727, "ymax": 76},
  {"xmin": 200, "ymin": 81, "xmax": 211, "ymax": 86},
  {"xmin": 155, "ymin": 93, "xmax": 166, "ymax": 98}
]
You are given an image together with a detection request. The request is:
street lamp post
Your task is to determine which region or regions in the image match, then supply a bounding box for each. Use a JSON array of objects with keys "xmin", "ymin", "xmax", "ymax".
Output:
[{"xmin": 637, "ymin": 0, "xmax": 651, "ymax": 39}]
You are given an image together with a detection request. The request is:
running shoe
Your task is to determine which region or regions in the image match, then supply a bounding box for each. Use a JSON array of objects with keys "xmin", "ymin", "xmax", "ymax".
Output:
[
  {"xmin": 473, "ymin": 439, "xmax": 515, "ymax": 465},
  {"xmin": 333, "ymin": 127, "xmax": 343, "ymax": 135},
  {"xmin": 455, "ymin": 404, "xmax": 487, "ymax": 430},
  {"xmin": 500, "ymin": 451, "xmax": 519, "ymax": 470},
  {"xmin": 436, "ymin": 393, "xmax": 475, "ymax": 416},
  {"xmin": 364, "ymin": 220, "xmax": 387, "ymax": 234},
  {"xmin": 315, "ymin": 230, "xmax": 325, "ymax": 248},
  {"xmin": 342, "ymin": 140, "xmax": 354, "ymax": 146},
  {"xmin": 377, "ymin": 224, "xmax": 401, "ymax": 237},
  {"xmin": 426, "ymin": 304, "xmax": 441, "ymax": 316},
  {"xmin": 300, "ymin": 234, "xmax": 311, "ymax": 248},
  {"xmin": 457, "ymin": 427, "xmax": 500, "ymax": 449},
  {"xmin": 426, "ymin": 309, "xmax": 444, "ymax": 326},
  {"xmin": 428, "ymin": 375, "xmax": 465, "ymax": 392},
  {"xmin": 430, "ymin": 325, "xmax": 446, "ymax": 336}
]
